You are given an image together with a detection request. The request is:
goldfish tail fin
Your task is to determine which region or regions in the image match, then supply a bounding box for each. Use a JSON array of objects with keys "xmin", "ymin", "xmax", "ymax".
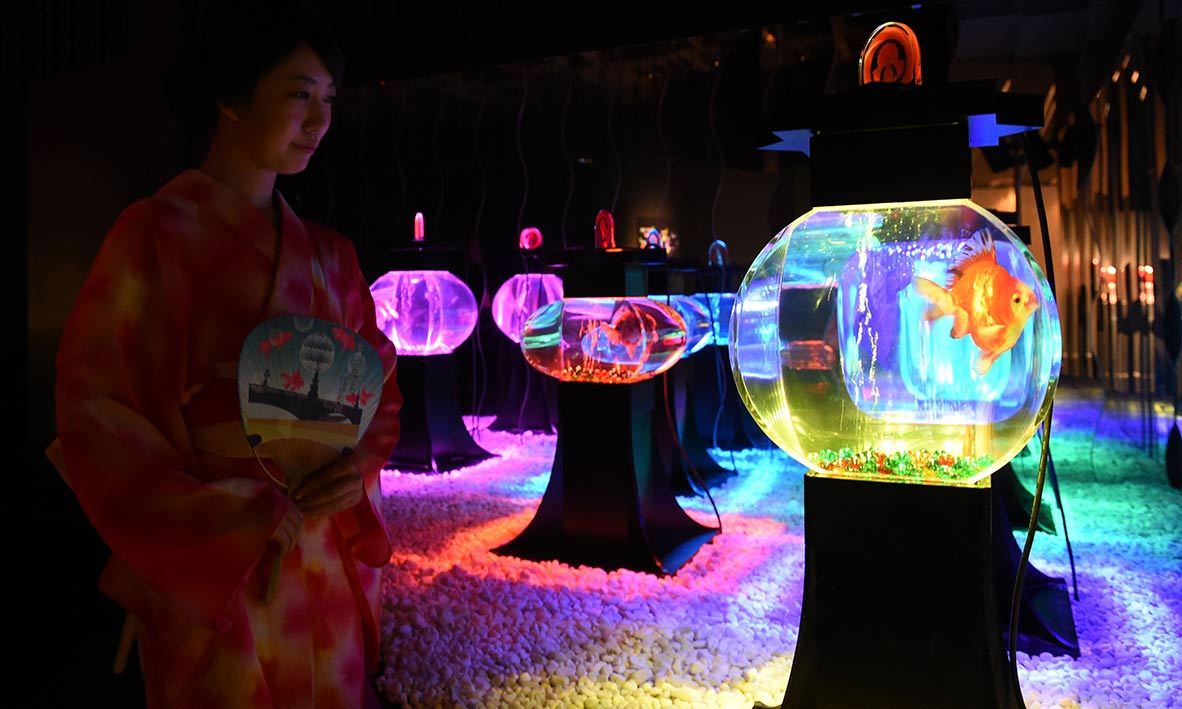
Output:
[
  {"xmin": 914, "ymin": 277, "xmax": 953, "ymax": 319},
  {"xmin": 975, "ymin": 350, "xmax": 1000, "ymax": 375}
]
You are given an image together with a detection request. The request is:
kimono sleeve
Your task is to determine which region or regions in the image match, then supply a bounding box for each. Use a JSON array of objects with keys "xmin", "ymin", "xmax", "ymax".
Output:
[
  {"xmin": 52, "ymin": 200, "xmax": 293, "ymax": 630},
  {"xmin": 332, "ymin": 237, "xmax": 400, "ymax": 568}
]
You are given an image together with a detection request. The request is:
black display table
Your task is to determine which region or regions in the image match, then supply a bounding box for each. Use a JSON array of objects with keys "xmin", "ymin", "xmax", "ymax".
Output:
[
  {"xmin": 781, "ymin": 475, "xmax": 1022, "ymax": 709},
  {"xmin": 493, "ymin": 248, "xmax": 719, "ymax": 573},
  {"xmin": 383, "ymin": 245, "xmax": 496, "ymax": 473}
]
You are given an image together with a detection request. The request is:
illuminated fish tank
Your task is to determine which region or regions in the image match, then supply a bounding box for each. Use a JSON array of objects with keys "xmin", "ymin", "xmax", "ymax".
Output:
[
  {"xmin": 730, "ymin": 198, "xmax": 1061, "ymax": 486},
  {"xmin": 521, "ymin": 298, "xmax": 688, "ymax": 383},
  {"xmin": 650, "ymin": 294, "xmax": 713, "ymax": 357},
  {"xmin": 370, "ymin": 270, "xmax": 478, "ymax": 356},
  {"xmin": 692, "ymin": 292, "xmax": 736, "ymax": 346},
  {"xmin": 492, "ymin": 273, "xmax": 564, "ymax": 343}
]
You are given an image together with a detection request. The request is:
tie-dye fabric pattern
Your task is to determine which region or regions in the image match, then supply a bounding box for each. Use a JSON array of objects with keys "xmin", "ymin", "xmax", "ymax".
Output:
[{"xmin": 51, "ymin": 169, "xmax": 401, "ymax": 708}]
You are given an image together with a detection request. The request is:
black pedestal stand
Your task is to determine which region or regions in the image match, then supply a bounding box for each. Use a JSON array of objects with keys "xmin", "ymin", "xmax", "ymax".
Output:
[
  {"xmin": 387, "ymin": 355, "xmax": 497, "ymax": 473},
  {"xmin": 494, "ymin": 380, "xmax": 719, "ymax": 573},
  {"xmin": 494, "ymin": 248, "xmax": 718, "ymax": 573},
  {"xmin": 781, "ymin": 476, "xmax": 1021, "ymax": 709},
  {"xmin": 381, "ymin": 244, "xmax": 496, "ymax": 472}
]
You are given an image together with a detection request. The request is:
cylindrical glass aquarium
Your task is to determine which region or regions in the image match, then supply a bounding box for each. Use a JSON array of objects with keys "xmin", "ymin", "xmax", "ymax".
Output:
[
  {"xmin": 492, "ymin": 273, "xmax": 565, "ymax": 343},
  {"xmin": 370, "ymin": 270, "xmax": 478, "ymax": 356},
  {"xmin": 521, "ymin": 298, "xmax": 688, "ymax": 383},
  {"xmin": 692, "ymin": 292, "xmax": 736, "ymax": 346},
  {"xmin": 650, "ymin": 294, "xmax": 713, "ymax": 357},
  {"xmin": 730, "ymin": 198, "xmax": 1061, "ymax": 486}
]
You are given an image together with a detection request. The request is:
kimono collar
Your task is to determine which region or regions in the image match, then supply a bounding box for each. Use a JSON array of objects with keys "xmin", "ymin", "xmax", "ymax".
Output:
[
  {"xmin": 159, "ymin": 169, "xmax": 329, "ymax": 320},
  {"xmin": 159, "ymin": 169, "xmax": 300, "ymax": 259}
]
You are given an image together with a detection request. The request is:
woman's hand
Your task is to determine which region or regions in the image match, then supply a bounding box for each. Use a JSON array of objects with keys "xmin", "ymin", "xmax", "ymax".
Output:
[
  {"xmin": 271, "ymin": 504, "xmax": 304, "ymax": 555},
  {"xmin": 290, "ymin": 455, "xmax": 365, "ymax": 519}
]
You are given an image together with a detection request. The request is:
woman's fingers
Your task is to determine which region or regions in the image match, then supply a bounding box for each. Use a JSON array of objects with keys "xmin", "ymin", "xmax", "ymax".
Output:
[
  {"xmin": 300, "ymin": 484, "xmax": 364, "ymax": 519},
  {"xmin": 292, "ymin": 465, "xmax": 351, "ymax": 503},
  {"xmin": 296, "ymin": 475, "xmax": 361, "ymax": 510}
]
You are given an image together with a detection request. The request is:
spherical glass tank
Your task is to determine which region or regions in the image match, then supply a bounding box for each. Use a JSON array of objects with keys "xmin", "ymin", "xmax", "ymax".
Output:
[
  {"xmin": 521, "ymin": 298, "xmax": 688, "ymax": 383},
  {"xmin": 650, "ymin": 295, "xmax": 713, "ymax": 357},
  {"xmin": 492, "ymin": 273, "xmax": 564, "ymax": 343},
  {"xmin": 730, "ymin": 199, "xmax": 1061, "ymax": 486},
  {"xmin": 370, "ymin": 270, "xmax": 478, "ymax": 356}
]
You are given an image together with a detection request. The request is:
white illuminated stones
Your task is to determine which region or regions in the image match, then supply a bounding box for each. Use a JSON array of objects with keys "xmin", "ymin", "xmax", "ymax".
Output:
[{"xmin": 376, "ymin": 390, "xmax": 1182, "ymax": 707}]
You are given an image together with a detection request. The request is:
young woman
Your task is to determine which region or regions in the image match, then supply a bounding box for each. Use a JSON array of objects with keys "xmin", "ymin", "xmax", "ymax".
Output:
[{"xmin": 47, "ymin": 3, "xmax": 399, "ymax": 706}]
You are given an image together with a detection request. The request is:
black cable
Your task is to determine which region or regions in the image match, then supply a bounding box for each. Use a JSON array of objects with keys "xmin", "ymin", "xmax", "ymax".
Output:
[
  {"xmin": 656, "ymin": 252, "xmax": 721, "ymax": 532},
  {"xmin": 709, "ymin": 61, "xmax": 725, "ymax": 251},
  {"xmin": 1043, "ymin": 432, "xmax": 1080, "ymax": 600},
  {"xmin": 561, "ymin": 61, "xmax": 574, "ymax": 251},
  {"xmin": 469, "ymin": 77, "xmax": 490, "ymax": 439},
  {"xmin": 1007, "ymin": 130, "xmax": 1060, "ymax": 707},
  {"xmin": 609, "ymin": 57, "xmax": 622, "ymax": 217},
  {"xmin": 656, "ymin": 70, "xmax": 671, "ymax": 235},
  {"xmin": 396, "ymin": 85, "xmax": 408, "ymax": 242},
  {"xmin": 663, "ymin": 372, "xmax": 723, "ymax": 535},
  {"xmin": 515, "ymin": 64, "xmax": 529, "ymax": 239},
  {"xmin": 432, "ymin": 86, "xmax": 445, "ymax": 243},
  {"xmin": 514, "ymin": 64, "xmax": 533, "ymax": 438},
  {"xmin": 1088, "ymin": 388, "xmax": 1107, "ymax": 479},
  {"xmin": 514, "ymin": 264, "xmax": 535, "ymax": 437},
  {"xmin": 704, "ymin": 58, "xmax": 740, "ymax": 475},
  {"xmin": 711, "ymin": 259, "xmax": 741, "ymax": 476}
]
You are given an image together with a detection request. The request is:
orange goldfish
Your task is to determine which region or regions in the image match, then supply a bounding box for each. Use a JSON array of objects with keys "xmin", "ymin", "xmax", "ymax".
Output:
[{"xmin": 913, "ymin": 234, "xmax": 1038, "ymax": 375}]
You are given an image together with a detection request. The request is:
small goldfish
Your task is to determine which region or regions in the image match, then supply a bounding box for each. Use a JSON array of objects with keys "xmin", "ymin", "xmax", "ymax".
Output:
[
  {"xmin": 346, "ymin": 388, "xmax": 372, "ymax": 408},
  {"xmin": 259, "ymin": 330, "xmax": 293, "ymax": 354},
  {"xmin": 913, "ymin": 232, "xmax": 1038, "ymax": 375},
  {"xmin": 281, "ymin": 369, "xmax": 306, "ymax": 392},
  {"xmin": 332, "ymin": 326, "xmax": 356, "ymax": 351}
]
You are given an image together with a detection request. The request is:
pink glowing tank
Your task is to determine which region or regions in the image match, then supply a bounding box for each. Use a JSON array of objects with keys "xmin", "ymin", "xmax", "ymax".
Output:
[
  {"xmin": 370, "ymin": 270, "xmax": 478, "ymax": 356},
  {"xmin": 492, "ymin": 273, "xmax": 565, "ymax": 343}
]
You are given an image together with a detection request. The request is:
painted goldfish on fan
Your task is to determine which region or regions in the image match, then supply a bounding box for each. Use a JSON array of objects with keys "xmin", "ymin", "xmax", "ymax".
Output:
[{"xmin": 913, "ymin": 232, "xmax": 1038, "ymax": 375}]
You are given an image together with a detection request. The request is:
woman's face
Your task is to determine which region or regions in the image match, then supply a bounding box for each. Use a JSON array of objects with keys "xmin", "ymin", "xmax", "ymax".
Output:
[{"xmin": 223, "ymin": 42, "xmax": 336, "ymax": 175}]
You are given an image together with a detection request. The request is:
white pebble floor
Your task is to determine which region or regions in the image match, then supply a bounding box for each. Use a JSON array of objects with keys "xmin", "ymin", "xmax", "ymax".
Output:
[{"xmin": 377, "ymin": 385, "xmax": 1181, "ymax": 708}]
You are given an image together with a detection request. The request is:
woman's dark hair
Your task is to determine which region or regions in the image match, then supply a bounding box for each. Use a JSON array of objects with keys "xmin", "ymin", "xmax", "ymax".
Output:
[{"xmin": 163, "ymin": 0, "xmax": 344, "ymax": 164}]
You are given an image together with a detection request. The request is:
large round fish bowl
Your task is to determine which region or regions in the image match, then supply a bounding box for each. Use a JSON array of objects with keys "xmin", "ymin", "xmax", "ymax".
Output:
[
  {"xmin": 492, "ymin": 273, "xmax": 565, "ymax": 343},
  {"xmin": 370, "ymin": 270, "xmax": 478, "ymax": 356},
  {"xmin": 729, "ymin": 198, "xmax": 1061, "ymax": 486},
  {"xmin": 521, "ymin": 298, "xmax": 688, "ymax": 383}
]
